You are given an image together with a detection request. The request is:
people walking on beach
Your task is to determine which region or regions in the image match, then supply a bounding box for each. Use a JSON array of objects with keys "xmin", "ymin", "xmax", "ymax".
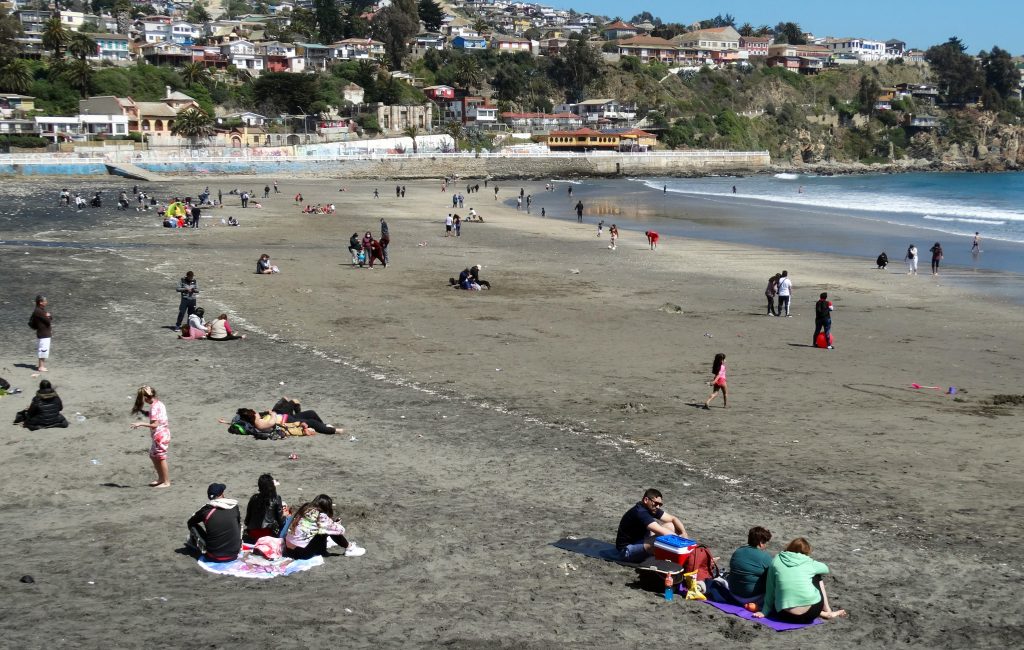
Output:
[
  {"xmin": 401, "ymin": 185, "xmax": 406, "ymax": 197},
  {"xmin": 263, "ymin": 185, "xmax": 270, "ymax": 199},
  {"xmin": 597, "ymin": 220, "xmax": 604, "ymax": 237},
  {"xmin": 813, "ymin": 292, "xmax": 834, "ymax": 349},
  {"xmin": 567, "ymin": 186, "xmax": 573, "ymax": 197},
  {"xmin": 379, "ymin": 218, "xmax": 390, "ymax": 265},
  {"xmin": 971, "ymin": 232, "xmax": 981, "ymax": 254},
  {"xmin": 130, "ymin": 385, "xmax": 170, "ymax": 488},
  {"xmin": 575, "ymin": 201, "xmax": 584, "ymax": 223},
  {"xmin": 28, "ymin": 294, "xmax": 52, "ymax": 372},
  {"xmin": 517, "ymin": 196, "xmax": 522, "ymax": 211},
  {"xmin": 373, "ymin": 188, "xmax": 379, "ymax": 199},
  {"xmin": 615, "ymin": 489, "xmax": 688, "ymax": 562},
  {"xmin": 59, "ymin": 188, "xmax": 70, "ymax": 206},
  {"xmin": 174, "ymin": 271, "xmax": 199, "ymax": 331},
  {"xmin": 765, "ymin": 274, "xmax": 780, "ymax": 316},
  {"xmin": 703, "ymin": 353, "xmax": 728, "ymax": 409},
  {"xmin": 645, "ymin": 230, "xmax": 659, "ymax": 250},
  {"xmin": 396, "ymin": 185, "xmax": 401, "ymax": 198},
  {"xmin": 241, "ymin": 191, "xmax": 249, "ymax": 208},
  {"xmin": 453, "ymin": 214, "xmax": 461, "ymax": 237},
  {"xmin": 274, "ymin": 181, "xmax": 279, "ymax": 194},
  {"xmin": 905, "ymin": 244, "xmax": 918, "ymax": 275},
  {"xmin": 368, "ymin": 238, "xmax": 386, "ymax": 269},
  {"xmin": 494, "ymin": 187, "xmax": 499, "ymax": 200},
  {"xmin": 929, "ymin": 242, "xmax": 943, "ymax": 275},
  {"xmin": 608, "ymin": 224, "xmax": 619, "ymax": 250},
  {"xmin": 876, "ymin": 252, "xmax": 888, "ymax": 269},
  {"xmin": 777, "ymin": 271, "xmax": 792, "ymax": 317},
  {"xmin": 444, "ymin": 214, "xmax": 454, "ymax": 236}
]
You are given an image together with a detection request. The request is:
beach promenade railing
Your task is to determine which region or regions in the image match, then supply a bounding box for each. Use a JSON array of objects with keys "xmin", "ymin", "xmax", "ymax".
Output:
[{"xmin": 0, "ymin": 150, "xmax": 769, "ymax": 165}]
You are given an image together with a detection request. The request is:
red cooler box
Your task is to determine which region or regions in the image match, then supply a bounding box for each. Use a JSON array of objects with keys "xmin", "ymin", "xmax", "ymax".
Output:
[{"xmin": 652, "ymin": 535, "xmax": 698, "ymax": 565}]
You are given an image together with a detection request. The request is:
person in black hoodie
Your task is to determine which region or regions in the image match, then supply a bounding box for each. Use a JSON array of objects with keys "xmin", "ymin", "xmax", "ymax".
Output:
[
  {"xmin": 186, "ymin": 483, "xmax": 242, "ymax": 561},
  {"xmin": 244, "ymin": 474, "xmax": 290, "ymax": 542},
  {"xmin": 14, "ymin": 380, "xmax": 69, "ymax": 430}
]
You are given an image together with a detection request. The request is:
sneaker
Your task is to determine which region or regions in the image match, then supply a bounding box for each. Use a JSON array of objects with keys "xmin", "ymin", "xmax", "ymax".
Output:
[
  {"xmin": 345, "ymin": 543, "xmax": 366, "ymax": 557},
  {"xmin": 827, "ymin": 345, "xmax": 834, "ymax": 350},
  {"xmin": 171, "ymin": 326, "xmax": 180, "ymax": 331}
]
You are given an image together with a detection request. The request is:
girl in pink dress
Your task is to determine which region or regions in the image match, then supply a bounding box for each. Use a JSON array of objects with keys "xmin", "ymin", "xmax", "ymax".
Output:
[
  {"xmin": 703, "ymin": 353, "xmax": 728, "ymax": 409},
  {"xmin": 131, "ymin": 386, "xmax": 171, "ymax": 487}
]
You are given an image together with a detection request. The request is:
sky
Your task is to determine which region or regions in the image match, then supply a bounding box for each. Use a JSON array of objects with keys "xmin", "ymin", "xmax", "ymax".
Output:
[{"xmin": 545, "ymin": 0, "xmax": 1024, "ymax": 55}]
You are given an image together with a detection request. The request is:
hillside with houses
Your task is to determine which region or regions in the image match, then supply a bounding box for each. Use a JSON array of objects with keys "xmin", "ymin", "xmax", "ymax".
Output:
[{"xmin": 0, "ymin": 1, "xmax": 1022, "ymax": 169}]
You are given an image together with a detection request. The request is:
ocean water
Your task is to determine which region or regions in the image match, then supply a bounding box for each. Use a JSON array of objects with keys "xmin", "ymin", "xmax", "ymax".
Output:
[{"xmin": 642, "ymin": 172, "xmax": 1024, "ymax": 244}]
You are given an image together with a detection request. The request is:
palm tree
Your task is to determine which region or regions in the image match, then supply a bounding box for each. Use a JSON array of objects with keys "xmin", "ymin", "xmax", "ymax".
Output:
[
  {"xmin": 114, "ymin": 0, "xmax": 133, "ymax": 35},
  {"xmin": 0, "ymin": 59, "xmax": 33, "ymax": 94},
  {"xmin": 180, "ymin": 61, "xmax": 212, "ymax": 87},
  {"xmin": 61, "ymin": 59, "xmax": 93, "ymax": 97},
  {"xmin": 472, "ymin": 18, "xmax": 489, "ymax": 35},
  {"xmin": 171, "ymin": 107, "xmax": 215, "ymax": 149},
  {"xmin": 402, "ymin": 124, "xmax": 419, "ymax": 153},
  {"xmin": 67, "ymin": 32, "xmax": 97, "ymax": 61},
  {"xmin": 452, "ymin": 55, "xmax": 483, "ymax": 93},
  {"xmin": 443, "ymin": 121, "xmax": 464, "ymax": 152},
  {"xmin": 41, "ymin": 17, "xmax": 70, "ymax": 59}
]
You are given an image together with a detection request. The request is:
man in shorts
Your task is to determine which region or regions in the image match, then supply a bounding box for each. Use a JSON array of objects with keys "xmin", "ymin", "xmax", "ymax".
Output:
[
  {"xmin": 29, "ymin": 295, "xmax": 52, "ymax": 372},
  {"xmin": 615, "ymin": 488, "xmax": 689, "ymax": 562}
]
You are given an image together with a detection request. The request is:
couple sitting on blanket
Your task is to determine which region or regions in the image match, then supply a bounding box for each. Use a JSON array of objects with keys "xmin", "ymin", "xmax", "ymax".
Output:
[
  {"xmin": 707, "ymin": 528, "xmax": 847, "ymax": 623},
  {"xmin": 615, "ymin": 489, "xmax": 846, "ymax": 623},
  {"xmin": 186, "ymin": 475, "xmax": 365, "ymax": 562}
]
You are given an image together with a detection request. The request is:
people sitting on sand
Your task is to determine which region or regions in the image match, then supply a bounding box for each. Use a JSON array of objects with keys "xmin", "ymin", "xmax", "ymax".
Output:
[
  {"xmin": 271, "ymin": 397, "xmax": 341, "ymax": 435},
  {"xmin": 469, "ymin": 264, "xmax": 490, "ymax": 289},
  {"xmin": 227, "ymin": 216, "xmax": 239, "ymax": 226},
  {"xmin": 284, "ymin": 494, "xmax": 365, "ymax": 559},
  {"xmin": 450, "ymin": 268, "xmax": 481, "ymax": 291},
  {"xmin": 220, "ymin": 408, "xmax": 314, "ymax": 436},
  {"xmin": 876, "ymin": 251, "xmax": 888, "ymax": 269},
  {"xmin": 466, "ymin": 208, "xmax": 484, "ymax": 222},
  {"xmin": 13, "ymin": 380, "xmax": 69, "ymax": 430},
  {"xmin": 256, "ymin": 253, "xmax": 278, "ymax": 274},
  {"xmin": 244, "ymin": 473, "xmax": 290, "ymax": 543},
  {"xmin": 753, "ymin": 537, "xmax": 847, "ymax": 623},
  {"xmin": 178, "ymin": 307, "xmax": 210, "ymax": 340},
  {"xmin": 208, "ymin": 314, "xmax": 246, "ymax": 341},
  {"xmin": 615, "ymin": 488, "xmax": 688, "ymax": 562},
  {"xmin": 186, "ymin": 483, "xmax": 242, "ymax": 561},
  {"xmin": 706, "ymin": 526, "xmax": 773, "ymax": 607}
]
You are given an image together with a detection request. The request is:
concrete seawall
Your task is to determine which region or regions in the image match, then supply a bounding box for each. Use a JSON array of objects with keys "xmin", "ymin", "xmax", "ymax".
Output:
[{"xmin": 0, "ymin": 151, "xmax": 770, "ymax": 179}]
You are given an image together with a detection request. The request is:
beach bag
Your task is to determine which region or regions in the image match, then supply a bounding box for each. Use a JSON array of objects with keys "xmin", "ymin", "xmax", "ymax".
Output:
[
  {"xmin": 681, "ymin": 544, "xmax": 720, "ymax": 583},
  {"xmin": 253, "ymin": 536, "xmax": 284, "ymax": 560}
]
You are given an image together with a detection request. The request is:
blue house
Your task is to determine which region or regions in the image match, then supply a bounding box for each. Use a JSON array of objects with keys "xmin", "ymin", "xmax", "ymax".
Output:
[{"xmin": 452, "ymin": 35, "xmax": 487, "ymax": 50}]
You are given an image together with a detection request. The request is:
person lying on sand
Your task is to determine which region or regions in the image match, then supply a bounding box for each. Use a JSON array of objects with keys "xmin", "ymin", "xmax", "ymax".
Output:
[
  {"xmin": 219, "ymin": 409, "xmax": 314, "ymax": 436},
  {"xmin": 271, "ymin": 398, "xmax": 341, "ymax": 435},
  {"xmin": 754, "ymin": 537, "xmax": 848, "ymax": 623},
  {"xmin": 615, "ymin": 488, "xmax": 688, "ymax": 562}
]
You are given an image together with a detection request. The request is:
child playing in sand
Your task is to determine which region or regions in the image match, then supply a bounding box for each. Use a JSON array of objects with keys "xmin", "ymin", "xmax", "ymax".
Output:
[
  {"xmin": 130, "ymin": 385, "xmax": 170, "ymax": 487},
  {"xmin": 608, "ymin": 224, "xmax": 618, "ymax": 250},
  {"xmin": 704, "ymin": 353, "xmax": 727, "ymax": 409}
]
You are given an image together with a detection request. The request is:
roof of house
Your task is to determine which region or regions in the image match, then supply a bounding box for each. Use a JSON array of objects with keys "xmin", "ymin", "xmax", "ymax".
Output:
[
  {"xmin": 548, "ymin": 128, "xmax": 606, "ymax": 136},
  {"xmin": 740, "ymin": 35, "xmax": 772, "ymax": 43},
  {"xmin": 166, "ymin": 91, "xmax": 196, "ymax": 102},
  {"xmin": 500, "ymin": 112, "xmax": 580, "ymax": 119},
  {"xmin": 134, "ymin": 102, "xmax": 179, "ymax": 117},
  {"xmin": 616, "ymin": 35, "xmax": 677, "ymax": 48},
  {"xmin": 602, "ymin": 20, "xmax": 635, "ymax": 31}
]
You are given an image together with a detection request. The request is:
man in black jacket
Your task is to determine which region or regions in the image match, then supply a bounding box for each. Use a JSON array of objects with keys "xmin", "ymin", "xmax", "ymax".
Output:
[
  {"xmin": 186, "ymin": 483, "xmax": 242, "ymax": 561},
  {"xmin": 174, "ymin": 271, "xmax": 199, "ymax": 331}
]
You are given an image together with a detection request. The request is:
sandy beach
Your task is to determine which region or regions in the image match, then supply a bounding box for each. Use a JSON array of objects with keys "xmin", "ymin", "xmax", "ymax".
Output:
[{"xmin": 0, "ymin": 176, "xmax": 1021, "ymax": 648}]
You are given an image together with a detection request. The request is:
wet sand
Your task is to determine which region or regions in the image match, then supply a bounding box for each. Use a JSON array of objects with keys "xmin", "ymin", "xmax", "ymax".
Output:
[{"xmin": 0, "ymin": 178, "xmax": 1021, "ymax": 648}]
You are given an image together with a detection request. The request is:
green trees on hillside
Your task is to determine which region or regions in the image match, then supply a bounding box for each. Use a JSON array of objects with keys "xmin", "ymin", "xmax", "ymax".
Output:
[
  {"xmin": 979, "ymin": 46, "xmax": 1021, "ymax": 110},
  {"xmin": 925, "ymin": 37, "xmax": 983, "ymax": 105},
  {"xmin": 372, "ymin": 0, "xmax": 419, "ymax": 68}
]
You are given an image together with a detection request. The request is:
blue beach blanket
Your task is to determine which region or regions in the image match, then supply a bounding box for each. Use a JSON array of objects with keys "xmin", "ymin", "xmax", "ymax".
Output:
[{"xmin": 197, "ymin": 550, "xmax": 324, "ymax": 579}]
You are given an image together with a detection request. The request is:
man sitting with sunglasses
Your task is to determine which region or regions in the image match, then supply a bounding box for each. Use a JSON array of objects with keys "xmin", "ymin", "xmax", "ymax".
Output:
[{"xmin": 615, "ymin": 488, "xmax": 689, "ymax": 562}]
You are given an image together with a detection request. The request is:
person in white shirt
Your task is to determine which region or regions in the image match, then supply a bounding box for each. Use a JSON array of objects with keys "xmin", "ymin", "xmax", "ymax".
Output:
[{"xmin": 776, "ymin": 271, "xmax": 793, "ymax": 317}]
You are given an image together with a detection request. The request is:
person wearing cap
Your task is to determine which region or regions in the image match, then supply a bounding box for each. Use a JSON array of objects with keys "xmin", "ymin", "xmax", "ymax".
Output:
[
  {"xmin": 469, "ymin": 265, "xmax": 489, "ymax": 289},
  {"xmin": 615, "ymin": 488, "xmax": 688, "ymax": 562},
  {"xmin": 186, "ymin": 483, "xmax": 242, "ymax": 561}
]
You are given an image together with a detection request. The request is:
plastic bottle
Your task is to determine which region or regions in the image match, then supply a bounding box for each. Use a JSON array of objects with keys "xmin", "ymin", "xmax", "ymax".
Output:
[{"xmin": 664, "ymin": 573, "xmax": 674, "ymax": 601}]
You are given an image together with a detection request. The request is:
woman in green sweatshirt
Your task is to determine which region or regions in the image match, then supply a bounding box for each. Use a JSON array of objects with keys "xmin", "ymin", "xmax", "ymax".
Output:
[{"xmin": 755, "ymin": 537, "xmax": 848, "ymax": 623}]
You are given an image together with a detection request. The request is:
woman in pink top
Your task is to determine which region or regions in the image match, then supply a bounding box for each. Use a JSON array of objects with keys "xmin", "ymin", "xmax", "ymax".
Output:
[
  {"xmin": 703, "ymin": 353, "xmax": 728, "ymax": 409},
  {"xmin": 130, "ymin": 385, "xmax": 171, "ymax": 487}
]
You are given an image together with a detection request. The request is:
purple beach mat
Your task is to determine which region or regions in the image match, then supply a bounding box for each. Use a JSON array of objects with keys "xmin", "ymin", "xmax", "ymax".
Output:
[{"xmin": 702, "ymin": 600, "xmax": 823, "ymax": 631}]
